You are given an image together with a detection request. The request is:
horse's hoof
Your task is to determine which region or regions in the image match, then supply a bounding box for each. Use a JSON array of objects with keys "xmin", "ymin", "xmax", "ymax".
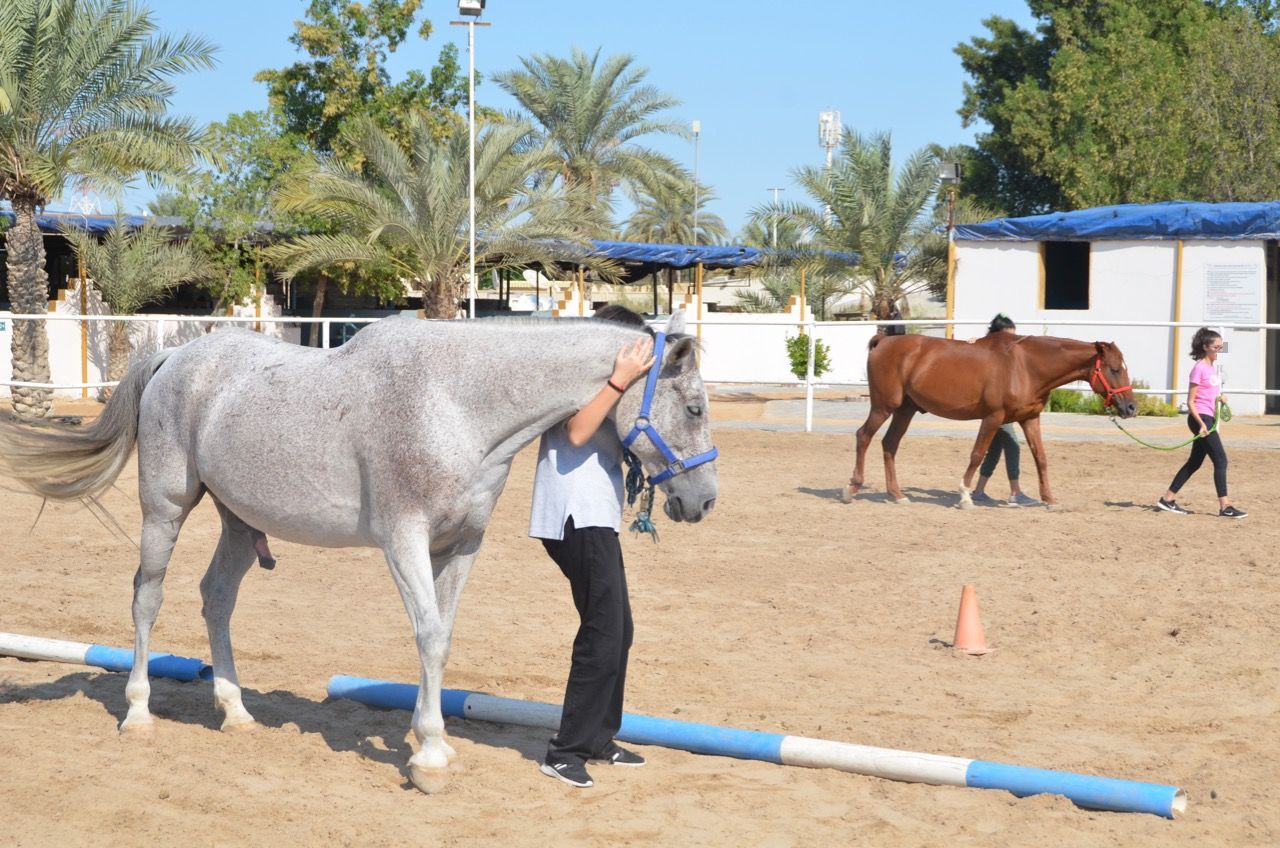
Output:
[
  {"xmin": 1044, "ymin": 502, "xmax": 1062, "ymax": 512},
  {"xmin": 410, "ymin": 765, "xmax": 451, "ymax": 794},
  {"xmin": 840, "ymin": 485, "xmax": 856, "ymax": 504},
  {"xmin": 957, "ymin": 499, "xmax": 974, "ymax": 510},
  {"xmin": 221, "ymin": 717, "xmax": 259, "ymax": 734},
  {"xmin": 119, "ymin": 718, "xmax": 155, "ymax": 739},
  {"xmin": 893, "ymin": 497, "xmax": 911, "ymax": 505}
]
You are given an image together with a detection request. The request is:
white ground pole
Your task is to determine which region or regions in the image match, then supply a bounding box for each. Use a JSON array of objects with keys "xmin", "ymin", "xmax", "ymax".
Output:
[
  {"xmin": 0, "ymin": 633, "xmax": 211, "ymax": 681},
  {"xmin": 327, "ymin": 675, "xmax": 1185, "ymax": 819}
]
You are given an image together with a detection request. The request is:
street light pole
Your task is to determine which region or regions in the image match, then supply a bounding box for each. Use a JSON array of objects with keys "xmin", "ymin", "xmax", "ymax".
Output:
[
  {"xmin": 767, "ymin": 186, "xmax": 785, "ymax": 249},
  {"xmin": 691, "ymin": 119, "xmax": 701, "ymax": 246},
  {"xmin": 452, "ymin": 2, "xmax": 488, "ymax": 320}
]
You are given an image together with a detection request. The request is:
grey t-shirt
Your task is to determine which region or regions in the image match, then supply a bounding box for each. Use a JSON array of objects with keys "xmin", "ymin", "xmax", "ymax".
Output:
[{"xmin": 528, "ymin": 421, "xmax": 625, "ymax": 540}]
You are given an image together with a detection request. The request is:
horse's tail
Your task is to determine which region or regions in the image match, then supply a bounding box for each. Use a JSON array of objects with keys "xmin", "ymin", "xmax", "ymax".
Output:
[{"xmin": 0, "ymin": 348, "xmax": 178, "ymax": 501}]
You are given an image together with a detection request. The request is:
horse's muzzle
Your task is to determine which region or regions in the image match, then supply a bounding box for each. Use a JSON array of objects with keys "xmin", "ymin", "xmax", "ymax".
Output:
[{"xmin": 665, "ymin": 495, "xmax": 716, "ymax": 523}]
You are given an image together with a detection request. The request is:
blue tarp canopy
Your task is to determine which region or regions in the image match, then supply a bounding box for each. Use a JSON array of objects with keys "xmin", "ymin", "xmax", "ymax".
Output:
[
  {"xmin": 0, "ymin": 210, "xmax": 183, "ymax": 233},
  {"xmin": 586, "ymin": 240, "xmax": 764, "ymax": 270},
  {"xmin": 954, "ymin": 200, "xmax": 1280, "ymax": 242}
]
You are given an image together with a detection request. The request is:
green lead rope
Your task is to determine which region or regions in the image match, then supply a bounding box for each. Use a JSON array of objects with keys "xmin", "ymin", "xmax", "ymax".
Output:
[
  {"xmin": 1111, "ymin": 397, "xmax": 1232, "ymax": 451},
  {"xmin": 623, "ymin": 448, "xmax": 659, "ymax": 541}
]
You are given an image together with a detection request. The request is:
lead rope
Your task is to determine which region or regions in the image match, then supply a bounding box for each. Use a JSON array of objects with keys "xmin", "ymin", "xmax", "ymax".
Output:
[
  {"xmin": 623, "ymin": 448, "xmax": 658, "ymax": 541},
  {"xmin": 1111, "ymin": 397, "xmax": 1232, "ymax": 451}
]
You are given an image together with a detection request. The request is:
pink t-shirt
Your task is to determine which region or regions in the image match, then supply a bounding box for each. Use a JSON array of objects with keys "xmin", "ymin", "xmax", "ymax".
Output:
[{"xmin": 1188, "ymin": 360, "xmax": 1221, "ymax": 417}]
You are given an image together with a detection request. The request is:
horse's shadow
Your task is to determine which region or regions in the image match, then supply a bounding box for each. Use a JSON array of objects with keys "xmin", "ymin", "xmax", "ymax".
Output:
[
  {"xmin": 797, "ymin": 485, "xmax": 958, "ymax": 508},
  {"xmin": 0, "ymin": 667, "xmax": 548, "ymax": 776}
]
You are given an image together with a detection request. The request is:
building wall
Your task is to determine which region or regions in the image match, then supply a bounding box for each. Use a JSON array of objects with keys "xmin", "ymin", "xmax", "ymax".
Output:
[{"xmin": 954, "ymin": 239, "xmax": 1268, "ymax": 415}]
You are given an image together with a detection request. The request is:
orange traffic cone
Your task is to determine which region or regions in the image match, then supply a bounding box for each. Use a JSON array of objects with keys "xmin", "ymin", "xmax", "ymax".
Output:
[{"xmin": 953, "ymin": 584, "xmax": 992, "ymax": 655}]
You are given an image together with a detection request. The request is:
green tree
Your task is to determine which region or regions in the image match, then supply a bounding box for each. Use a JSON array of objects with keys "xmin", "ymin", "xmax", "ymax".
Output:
[
  {"xmin": 160, "ymin": 109, "xmax": 317, "ymax": 313},
  {"xmin": 494, "ymin": 48, "xmax": 688, "ymax": 233},
  {"xmin": 757, "ymin": 130, "xmax": 943, "ymax": 321},
  {"xmin": 268, "ymin": 115, "xmax": 605, "ymax": 319},
  {"xmin": 0, "ymin": 0, "xmax": 213, "ymax": 418},
  {"xmin": 62, "ymin": 216, "xmax": 211, "ymax": 398},
  {"xmin": 956, "ymin": 0, "xmax": 1280, "ymax": 213},
  {"xmin": 255, "ymin": 0, "xmax": 468, "ymax": 159}
]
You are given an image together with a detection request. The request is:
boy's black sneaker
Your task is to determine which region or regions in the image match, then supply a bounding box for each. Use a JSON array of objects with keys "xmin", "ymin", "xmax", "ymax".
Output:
[
  {"xmin": 1156, "ymin": 498, "xmax": 1189, "ymax": 515},
  {"xmin": 1219, "ymin": 505, "xmax": 1248, "ymax": 519},
  {"xmin": 540, "ymin": 760, "xmax": 593, "ymax": 788},
  {"xmin": 590, "ymin": 745, "xmax": 646, "ymax": 767}
]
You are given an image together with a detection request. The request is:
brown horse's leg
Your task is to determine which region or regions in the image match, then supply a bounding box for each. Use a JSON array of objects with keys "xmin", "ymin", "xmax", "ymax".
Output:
[
  {"xmin": 1019, "ymin": 416, "xmax": 1055, "ymax": 506},
  {"xmin": 881, "ymin": 403, "xmax": 918, "ymax": 503},
  {"xmin": 843, "ymin": 406, "xmax": 891, "ymax": 503},
  {"xmin": 958, "ymin": 417, "xmax": 1002, "ymax": 509}
]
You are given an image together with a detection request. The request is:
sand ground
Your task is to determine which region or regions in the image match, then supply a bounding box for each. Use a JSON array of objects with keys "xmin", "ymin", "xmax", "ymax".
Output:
[{"xmin": 1, "ymin": 394, "xmax": 1277, "ymax": 847}]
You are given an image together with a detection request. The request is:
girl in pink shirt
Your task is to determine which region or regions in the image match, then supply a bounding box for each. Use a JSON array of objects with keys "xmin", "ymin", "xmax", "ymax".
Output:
[{"xmin": 1157, "ymin": 328, "xmax": 1247, "ymax": 518}]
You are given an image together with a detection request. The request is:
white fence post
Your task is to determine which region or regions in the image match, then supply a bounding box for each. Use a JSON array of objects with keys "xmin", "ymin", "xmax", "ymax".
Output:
[
  {"xmin": 805, "ymin": 318, "xmax": 816, "ymax": 433},
  {"xmin": 321, "ymin": 319, "xmax": 330, "ymax": 350}
]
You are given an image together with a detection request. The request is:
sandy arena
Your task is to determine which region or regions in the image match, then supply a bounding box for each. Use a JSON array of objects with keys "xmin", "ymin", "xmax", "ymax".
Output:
[{"xmin": 2, "ymin": 393, "xmax": 1278, "ymax": 847}]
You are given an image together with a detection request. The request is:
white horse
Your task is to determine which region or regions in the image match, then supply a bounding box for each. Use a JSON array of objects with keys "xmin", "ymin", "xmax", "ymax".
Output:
[{"xmin": 0, "ymin": 312, "xmax": 718, "ymax": 793}]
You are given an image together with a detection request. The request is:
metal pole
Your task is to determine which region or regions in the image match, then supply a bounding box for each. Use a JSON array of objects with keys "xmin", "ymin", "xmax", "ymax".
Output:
[
  {"xmin": 467, "ymin": 20, "xmax": 476, "ymax": 320},
  {"xmin": 692, "ymin": 120, "xmax": 701, "ymax": 246},
  {"xmin": 767, "ymin": 187, "xmax": 784, "ymax": 249}
]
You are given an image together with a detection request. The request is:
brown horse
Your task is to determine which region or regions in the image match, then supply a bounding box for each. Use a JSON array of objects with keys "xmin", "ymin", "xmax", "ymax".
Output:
[{"xmin": 841, "ymin": 333, "xmax": 1138, "ymax": 507}]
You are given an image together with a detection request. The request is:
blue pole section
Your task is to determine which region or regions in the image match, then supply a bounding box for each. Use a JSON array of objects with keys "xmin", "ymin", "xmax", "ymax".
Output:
[
  {"xmin": 966, "ymin": 760, "xmax": 1183, "ymax": 819},
  {"xmin": 83, "ymin": 645, "xmax": 212, "ymax": 682}
]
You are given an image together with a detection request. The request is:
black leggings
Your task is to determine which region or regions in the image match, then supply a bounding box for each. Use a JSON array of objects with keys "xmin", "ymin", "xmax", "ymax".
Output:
[{"xmin": 1168, "ymin": 414, "xmax": 1228, "ymax": 498}]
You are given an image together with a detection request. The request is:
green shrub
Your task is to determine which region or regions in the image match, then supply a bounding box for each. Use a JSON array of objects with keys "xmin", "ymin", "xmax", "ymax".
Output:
[
  {"xmin": 785, "ymin": 333, "xmax": 832, "ymax": 380},
  {"xmin": 1046, "ymin": 380, "xmax": 1177, "ymax": 416}
]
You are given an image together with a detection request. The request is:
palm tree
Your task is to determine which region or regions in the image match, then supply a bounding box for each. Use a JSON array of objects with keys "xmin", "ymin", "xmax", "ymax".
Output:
[
  {"xmin": 622, "ymin": 177, "xmax": 727, "ymax": 312},
  {"xmin": 0, "ymin": 0, "xmax": 213, "ymax": 418},
  {"xmin": 493, "ymin": 48, "xmax": 688, "ymax": 233},
  {"xmin": 62, "ymin": 215, "xmax": 211, "ymax": 399},
  {"xmin": 268, "ymin": 114, "xmax": 605, "ymax": 319},
  {"xmin": 754, "ymin": 130, "xmax": 943, "ymax": 321}
]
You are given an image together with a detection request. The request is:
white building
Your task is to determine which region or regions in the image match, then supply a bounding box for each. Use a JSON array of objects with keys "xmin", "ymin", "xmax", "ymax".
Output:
[{"xmin": 951, "ymin": 201, "xmax": 1280, "ymax": 415}]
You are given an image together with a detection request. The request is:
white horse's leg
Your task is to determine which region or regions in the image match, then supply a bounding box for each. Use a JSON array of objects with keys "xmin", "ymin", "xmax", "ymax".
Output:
[
  {"xmin": 200, "ymin": 505, "xmax": 259, "ymax": 732},
  {"xmin": 383, "ymin": 527, "xmax": 453, "ymax": 793},
  {"xmin": 429, "ymin": 541, "xmax": 483, "ymax": 764},
  {"xmin": 121, "ymin": 512, "xmax": 187, "ymax": 735}
]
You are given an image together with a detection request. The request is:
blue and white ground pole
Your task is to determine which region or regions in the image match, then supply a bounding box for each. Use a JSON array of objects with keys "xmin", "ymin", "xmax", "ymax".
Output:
[
  {"xmin": 328, "ymin": 674, "xmax": 1186, "ymax": 818},
  {"xmin": 0, "ymin": 633, "xmax": 211, "ymax": 682}
]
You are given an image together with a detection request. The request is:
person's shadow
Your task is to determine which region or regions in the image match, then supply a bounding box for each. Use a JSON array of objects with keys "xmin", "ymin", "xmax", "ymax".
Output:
[{"xmin": 0, "ymin": 667, "xmax": 549, "ymax": 784}]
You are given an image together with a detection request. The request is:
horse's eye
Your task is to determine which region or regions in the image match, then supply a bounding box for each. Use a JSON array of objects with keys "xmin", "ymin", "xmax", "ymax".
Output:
[{"xmin": 686, "ymin": 404, "xmax": 703, "ymax": 417}]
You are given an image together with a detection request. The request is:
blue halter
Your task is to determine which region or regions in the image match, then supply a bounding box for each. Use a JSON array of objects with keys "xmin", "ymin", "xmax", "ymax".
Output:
[{"xmin": 620, "ymin": 331, "xmax": 719, "ymax": 485}]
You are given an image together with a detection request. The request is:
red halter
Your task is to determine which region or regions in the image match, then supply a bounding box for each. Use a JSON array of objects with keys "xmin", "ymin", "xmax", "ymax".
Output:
[{"xmin": 1090, "ymin": 355, "xmax": 1132, "ymax": 411}]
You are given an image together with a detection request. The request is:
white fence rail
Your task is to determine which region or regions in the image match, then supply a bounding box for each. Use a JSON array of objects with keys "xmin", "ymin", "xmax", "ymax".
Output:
[{"xmin": 1, "ymin": 312, "xmax": 1277, "ymax": 429}]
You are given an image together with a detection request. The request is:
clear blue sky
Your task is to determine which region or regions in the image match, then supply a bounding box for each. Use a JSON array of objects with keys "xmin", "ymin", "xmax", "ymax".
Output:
[{"xmin": 115, "ymin": 0, "xmax": 1038, "ymax": 237}]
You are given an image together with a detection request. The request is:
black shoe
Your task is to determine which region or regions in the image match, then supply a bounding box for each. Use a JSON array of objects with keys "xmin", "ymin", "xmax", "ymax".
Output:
[
  {"xmin": 1156, "ymin": 498, "xmax": 1190, "ymax": 515},
  {"xmin": 1219, "ymin": 505, "xmax": 1248, "ymax": 519},
  {"xmin": 540, "ymin": 760, "xmax": 593, "ymax": 788},
  {"xmin": 590, "ymin": 745, "xmax": 646, "ymax": 767}
]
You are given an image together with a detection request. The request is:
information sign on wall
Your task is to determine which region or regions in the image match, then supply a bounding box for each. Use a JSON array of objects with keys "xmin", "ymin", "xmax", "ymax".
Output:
[{"xmin": 1203, "ymin": 264, "xmax": 1261, "ymax": 323}]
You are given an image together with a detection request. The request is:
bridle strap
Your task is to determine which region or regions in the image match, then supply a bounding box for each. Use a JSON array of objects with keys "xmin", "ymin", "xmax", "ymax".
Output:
[
  {"xmin": 1090, "ymin": 355, "xmax": 1132, "ymax": 410},
  {"xmin": 621, "ymin": 331, "xmax": 719, "ymax": 484}
]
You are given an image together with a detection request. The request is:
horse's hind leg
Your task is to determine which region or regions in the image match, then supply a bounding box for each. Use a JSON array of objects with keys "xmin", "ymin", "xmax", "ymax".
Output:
[
  {"xmin": 881, "ymin": 403, "xmax": 919, "ymax": 503},
  {"xmin": 381, "ymin": 524, "xmax": 453, "ymax": 793},
  {"xmin": 122, "ymin": 502, "xmax": 199, "ymax": 735},
  {"xmin": 200, "ymin": 503, "xmax": 259, "ymax": 732},
  {"xmin": 843, "ymin": 407, "xmax": 891, "ymax": 503},
  {"xmin": 427, "ymin": 538, "xmax": 485, "ymax": 765}
]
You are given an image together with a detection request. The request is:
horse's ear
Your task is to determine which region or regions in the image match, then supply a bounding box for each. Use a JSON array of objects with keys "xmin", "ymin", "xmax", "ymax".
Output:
[
  {"xmin": 665, "ymin": 336, "xmax": 696, "ymax": 371},
  {"xmin": 1094, "ymin": 341, "xmax": 1108, "ymax": 356},
  {"xmin": 666, "ymin": 309, "xmax": 687, "ymax": 335}
]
